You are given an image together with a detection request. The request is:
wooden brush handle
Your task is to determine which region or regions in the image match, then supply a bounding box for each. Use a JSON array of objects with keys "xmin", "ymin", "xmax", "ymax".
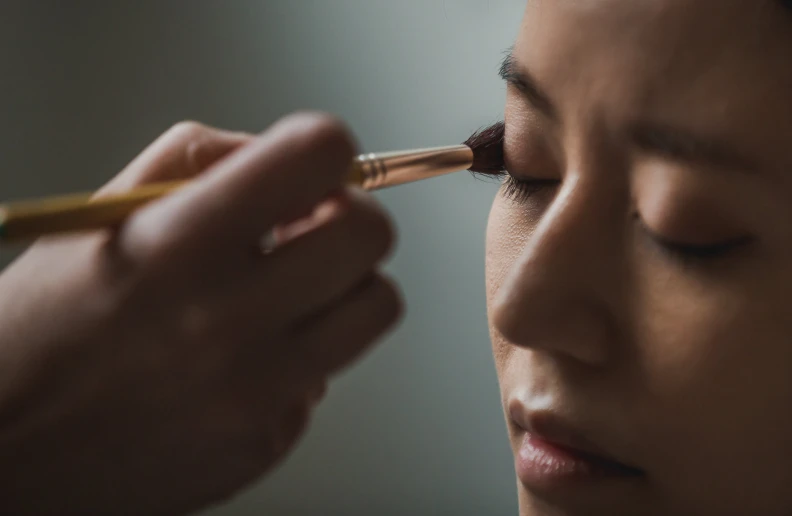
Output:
[{"xmin": 0, "ymin": 181, "xmax": 187, "ymax": 242}]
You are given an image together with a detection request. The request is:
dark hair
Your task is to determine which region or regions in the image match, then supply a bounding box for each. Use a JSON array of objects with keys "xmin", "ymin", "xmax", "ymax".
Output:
[{"xmin": 783, "ymin": 0, "xmax": 792, "ymax": 9}]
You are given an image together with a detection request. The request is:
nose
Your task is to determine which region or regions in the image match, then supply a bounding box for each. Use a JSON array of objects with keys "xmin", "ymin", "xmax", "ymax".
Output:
[{"xmin": 489, "ymin": 173, "xmax": 627, "ymax": 367}]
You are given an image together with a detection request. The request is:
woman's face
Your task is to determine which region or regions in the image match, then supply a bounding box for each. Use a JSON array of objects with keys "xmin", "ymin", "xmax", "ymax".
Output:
[{"xmin": 486, "ymin": 1, "xmax": 792, "ymax": 515}]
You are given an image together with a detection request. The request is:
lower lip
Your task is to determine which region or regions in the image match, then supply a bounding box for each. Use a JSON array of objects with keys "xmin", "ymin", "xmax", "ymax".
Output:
[{"xmin": 516, "ymin": 433, "xmax": 641, "ymax": 490}]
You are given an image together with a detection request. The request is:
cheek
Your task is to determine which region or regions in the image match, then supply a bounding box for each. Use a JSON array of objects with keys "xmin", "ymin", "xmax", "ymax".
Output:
[
  {"xmin": 485, "ymin": 184, "xmax": 549, "ymax": 300},
  {"xmin": 632, "ymin": 272, "xmax": 746, "ymax": 393},
  {"xmin": 486, "ymin": 195, "xmax": 533, "ymax": 373},
  {"xmin": 485, "ymin": 195, "xmax": 528, "ymax": 310},
  {"xmin": 631, "ymin": 245, "xmax": 792, "ymax": 400},
  {"xmin": 631, "ymin": 252, "xmax": 792, "ymax": 471}
]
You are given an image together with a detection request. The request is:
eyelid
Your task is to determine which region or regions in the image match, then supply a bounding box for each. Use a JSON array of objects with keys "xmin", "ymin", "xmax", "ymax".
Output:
[{"xmin": 636, "ymin": 216, "xmax": 753, "ymax": 261}]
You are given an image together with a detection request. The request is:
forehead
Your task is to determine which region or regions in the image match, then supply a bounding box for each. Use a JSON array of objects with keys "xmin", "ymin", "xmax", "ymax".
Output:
[
  {"xmin": 512, "ymin": 0, "xmax": 792, "ymax": 170},
  {"xmin": 517, "ymin": 0, "xmax": 792, "ymax": 94},
  {"xmin": 519, "ymin": 0, "xmax": 792, "ymax": 48}
]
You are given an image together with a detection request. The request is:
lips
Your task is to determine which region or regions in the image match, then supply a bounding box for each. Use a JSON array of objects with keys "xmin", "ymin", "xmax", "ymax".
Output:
[{"xmin": 509, "ymin": 401, "xmax": 644, "ymax": 489}]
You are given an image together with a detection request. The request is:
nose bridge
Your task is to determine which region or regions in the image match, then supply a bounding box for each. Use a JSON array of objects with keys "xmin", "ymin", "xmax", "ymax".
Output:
[
  {"xmin": 491, "ymin": 149, "xmax": 627, "ymax": 366},
  {"xmin": 524, "ymin": 113, "xmax": 626, "ymax": 280},
  {"xmin": 515, "ymin": 171, "xmax": 611, "ymax": 298}
]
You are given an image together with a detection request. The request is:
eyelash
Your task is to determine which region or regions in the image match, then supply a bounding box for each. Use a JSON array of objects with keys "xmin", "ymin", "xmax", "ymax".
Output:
[
  {"xmin": 502, "ymin": 174, "xmax": 558, "ymax": 203},
  {"xmin": 634, "ymin": 216, "xmax": 752, "ymax": 263},
  {"xmin": 466, "ymin": 123, "xmax": 749, "ymax": 263},
  {"xmin": 658, "ymin": 240, "xmax": 747, "ymax": 263}
]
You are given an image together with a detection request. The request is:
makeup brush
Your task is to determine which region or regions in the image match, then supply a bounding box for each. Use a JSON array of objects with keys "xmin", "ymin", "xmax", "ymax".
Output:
[{"xmin": 0, "ymin": 122, "xmax": 504, "ymax": 243}]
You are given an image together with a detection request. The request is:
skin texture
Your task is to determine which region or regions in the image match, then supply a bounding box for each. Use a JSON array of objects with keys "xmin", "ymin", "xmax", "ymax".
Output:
[
  {"xmin": 0, "ymin": 114, "xmax": 402, "ymax": 515},
  {"xmin": 486, "ymin": 1, "xmax": 792, "ymax": 515}
]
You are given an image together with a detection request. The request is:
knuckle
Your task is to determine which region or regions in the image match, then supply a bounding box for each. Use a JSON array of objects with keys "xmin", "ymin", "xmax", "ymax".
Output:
[
  {"xmin": 371, "ymin": 275, "xmax": 404, "ymax": 326},
  {"xmin": 168, "ymin": 120, "xmax": 211, "ymax": 142},
  {"xmin": 285, "ymin": 400, "xmax": 311, "ymax": 436},
  {"xmin": 352, "ymin": 201, "xmax": 396, "ymax": 262},
  {"xmin": 279, "ymin": 402, "xmax": 311, "ymax": 453},
  {"xmin": 253, "ymin": 399, "xmax": 311, "ymax": 461},
  {"xmin": 184, "ymin": 134, "xmax": 218, "ymax": 175},
  {"xmin": 324, "ymin": 201, "xmax": 395, "ymax": 264},
  {"xmin": 183, "ymin": 129, "xmax": 250, "ymax": 175},
  {"xmin": 165, "ymin": 121, "xmax": 220, "ymax": 175}
]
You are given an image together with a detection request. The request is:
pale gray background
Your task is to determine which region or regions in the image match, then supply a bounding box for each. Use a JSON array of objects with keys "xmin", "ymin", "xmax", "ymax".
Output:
[{"xmin": 0, "ymin": 1, "xmax": 525, "ymax": 514}]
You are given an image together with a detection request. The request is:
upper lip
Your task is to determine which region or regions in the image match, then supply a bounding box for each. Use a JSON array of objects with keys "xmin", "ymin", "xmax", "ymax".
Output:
[{"xmin": 509, "ymin": 400, "xmax": 643, "ymax": 472}]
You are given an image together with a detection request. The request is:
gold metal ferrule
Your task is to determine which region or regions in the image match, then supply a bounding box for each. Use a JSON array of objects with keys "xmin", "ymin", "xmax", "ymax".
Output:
[{"xmin": 349, "ymin": 144, "xmax": 474, "ymax": 190}]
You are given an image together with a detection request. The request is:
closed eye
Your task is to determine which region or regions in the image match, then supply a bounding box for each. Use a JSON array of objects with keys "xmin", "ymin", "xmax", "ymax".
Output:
[
  {"xmin": 636, "ymin": 216, "xmax": 753, "ymax": 263},
  {"xmin": 502, "ymin": 175, "xmax": 559, "ymax": 203}
]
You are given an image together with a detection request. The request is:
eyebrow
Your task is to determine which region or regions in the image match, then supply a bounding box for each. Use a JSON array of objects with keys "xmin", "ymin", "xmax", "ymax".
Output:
[
  {"xmin": 499, "ymin": 50, "xmax": 757, "ymax": 173},
  {"xmin": 629, "ymin": 122, "xmax": 757, "ymax": 173},
  {"xmin": 499, "ymin": 52, "xmax": 558, "ymax": 121}
]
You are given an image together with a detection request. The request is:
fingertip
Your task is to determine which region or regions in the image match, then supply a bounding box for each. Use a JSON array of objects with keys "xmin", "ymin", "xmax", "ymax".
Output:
[
  {"xmin": 167, "ymin": 120, "xmax": 212, "ymax": 141},
  {"xmin": 268, "ymin": 112, "xmax": 358, "ymax": 178}
]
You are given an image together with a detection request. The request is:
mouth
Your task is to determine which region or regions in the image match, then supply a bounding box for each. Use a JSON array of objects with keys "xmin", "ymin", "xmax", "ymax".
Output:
[{"xmin": 509, "ymin": 402, "xmax": 645, "ymax": 491}]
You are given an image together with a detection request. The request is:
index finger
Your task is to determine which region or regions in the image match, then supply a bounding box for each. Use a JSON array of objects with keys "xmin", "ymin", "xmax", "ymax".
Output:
[{"xmin": 122, "ymin": 113, "xmax": 357, "ymax": 258}]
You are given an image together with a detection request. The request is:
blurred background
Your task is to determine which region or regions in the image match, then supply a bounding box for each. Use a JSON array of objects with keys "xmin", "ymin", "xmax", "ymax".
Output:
[{"xmin": 0, "ymin": 1, "xmax": 523, "ymax": 514}]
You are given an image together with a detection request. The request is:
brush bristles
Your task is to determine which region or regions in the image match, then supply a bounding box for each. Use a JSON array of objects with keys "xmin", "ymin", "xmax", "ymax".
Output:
[{"xmin": 464, "ymin": 121, "xmax": 505, "ymax": 175}]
